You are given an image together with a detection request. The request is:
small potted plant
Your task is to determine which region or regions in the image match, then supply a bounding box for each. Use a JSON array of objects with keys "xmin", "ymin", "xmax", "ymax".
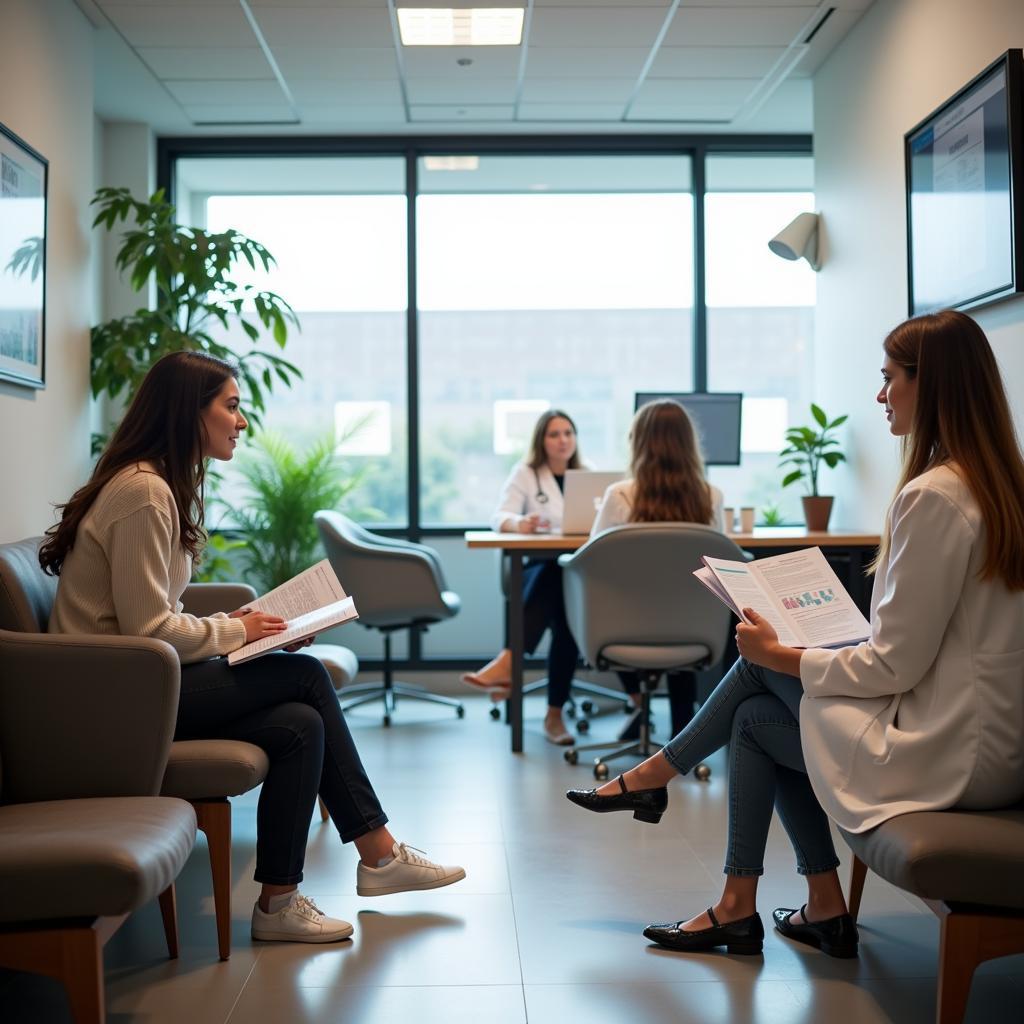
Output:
[{"xmin": 779, "ymin": 404, "xmax": 848, "ymax": 531}]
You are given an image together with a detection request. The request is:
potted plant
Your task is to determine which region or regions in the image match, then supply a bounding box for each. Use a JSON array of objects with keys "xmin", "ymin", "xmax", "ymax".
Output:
[
  {"xmin": 779, "ymin": 404, "xmax": 848, "ymax": 531},
  {"xmin": 90, "ymin": 187, "xmax": 301, "ymax": 451}
]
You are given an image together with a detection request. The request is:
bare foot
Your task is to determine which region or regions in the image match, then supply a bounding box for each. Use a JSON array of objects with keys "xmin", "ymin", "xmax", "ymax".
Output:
[{"xmin": 461, "ymin": 649, "xmax": 512, "ymax": 692}]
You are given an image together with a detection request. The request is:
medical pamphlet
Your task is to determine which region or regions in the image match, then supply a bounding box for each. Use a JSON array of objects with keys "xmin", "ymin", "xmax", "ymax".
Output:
[
  {"xmin": 694, "ymin": 547, "xmax": 870, "ymax": 650},
  {"xmin": 227, "ymin": 559, "xmax": 358, "ymax": 666}
]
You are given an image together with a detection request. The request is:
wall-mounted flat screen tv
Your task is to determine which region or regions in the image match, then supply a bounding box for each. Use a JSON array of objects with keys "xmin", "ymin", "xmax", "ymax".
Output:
[
  {"xmin": 905, "ymin": 50, "xmax": 1024, "ymax": 315},
  {"xmin": 634, "ymin": 392, "xmax": 742, "ymax": 466}
]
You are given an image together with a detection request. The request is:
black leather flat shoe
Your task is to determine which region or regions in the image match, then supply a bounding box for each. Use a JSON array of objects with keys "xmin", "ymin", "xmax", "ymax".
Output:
[
  {"xmin": 644, "ymin": 908, "xmax": 764, "ymax": 955},
  {"xmin": 772, "ymin": 905, "xmax": 859, "ymax": 959},
  {"xmin": 565, "ymin": 773, "xmax": 668, "ymax": 824}
]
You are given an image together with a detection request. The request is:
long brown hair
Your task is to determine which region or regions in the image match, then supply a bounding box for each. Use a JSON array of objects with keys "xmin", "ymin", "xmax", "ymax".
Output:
[
  {"xmin": 876, "ymin": 310, "xmax": 1024, "ymax": 588},
  {"xmin": 629, "ymin": 399, "xmax": 712, "ymax": 524},
  {"xmin": 39, "ymin": 351, "xmax": 238, "ymax": 576},
  {"xmin": 526, "ymin": 409, "xmax": 582, "ymax": 470}
]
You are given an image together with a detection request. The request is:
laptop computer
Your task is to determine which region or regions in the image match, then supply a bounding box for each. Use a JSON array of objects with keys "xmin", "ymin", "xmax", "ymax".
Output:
[{"xmin": 560, "ymin": 470, "xmax": 625, "ymax": 534}]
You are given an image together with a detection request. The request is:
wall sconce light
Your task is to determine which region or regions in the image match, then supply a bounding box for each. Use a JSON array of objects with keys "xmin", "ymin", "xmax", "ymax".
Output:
[{"xmin": 768, "ymin": 211, "xmax": 821, "ymax": 271}]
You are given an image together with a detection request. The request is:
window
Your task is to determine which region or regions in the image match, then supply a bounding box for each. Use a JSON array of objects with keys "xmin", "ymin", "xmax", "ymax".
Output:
[
  {"xmin": 704, "ymin": 155, "xmax": 816, "ymax": 522},
  {"xmin": 416, "ymin": 154, "xmax": 694, "ymax": 525}
]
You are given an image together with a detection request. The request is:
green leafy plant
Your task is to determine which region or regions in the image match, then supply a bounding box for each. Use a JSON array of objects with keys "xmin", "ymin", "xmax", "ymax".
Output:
[
  {"xmin": 759, "ymin": 501, "xmax": 785, "ymax": 527},
  {"xmin": 779, "ymin": 404, "xmax": 848, "ymax": 496},
  {"xmin": 227, "ymin": 432, "xmax": 367, "ymax": 593},
  {"xmin": 90, "ymin": 187, "xmax": 301, "ymax": 449},
  {"xmin": 191, "ymin": 531, "xmax": 248, "ymax": 584}
]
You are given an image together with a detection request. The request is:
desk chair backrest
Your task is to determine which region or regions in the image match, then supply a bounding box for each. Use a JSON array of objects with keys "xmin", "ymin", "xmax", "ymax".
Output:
[
  {"xmin": 314, "ymin": 510, "xmax": 459, "ymax": 629},
  {"xmin": 561, "ymin": 523, "xmax": 745, "ymax": 671}
]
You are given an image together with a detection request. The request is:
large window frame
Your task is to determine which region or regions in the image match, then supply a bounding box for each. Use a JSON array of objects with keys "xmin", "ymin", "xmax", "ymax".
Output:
[{"xmin": 158, "ymin": 134, "xmax": 811, "ymax": 668}]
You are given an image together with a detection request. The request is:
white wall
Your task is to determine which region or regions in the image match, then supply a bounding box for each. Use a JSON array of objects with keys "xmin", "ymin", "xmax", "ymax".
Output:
[
  {"xmin": 0, "ymin": 0, "xmax": 95, "ymax": 541},
  {"xmin": 813, "ymin": 0, "xmax": 1024, "ymax": 530}
]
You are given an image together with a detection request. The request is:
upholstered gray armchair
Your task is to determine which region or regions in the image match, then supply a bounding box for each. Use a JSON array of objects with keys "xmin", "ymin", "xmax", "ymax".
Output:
[{"xmin": 0, "ymin": 545, "xmax": 196, "ymax": 1024}]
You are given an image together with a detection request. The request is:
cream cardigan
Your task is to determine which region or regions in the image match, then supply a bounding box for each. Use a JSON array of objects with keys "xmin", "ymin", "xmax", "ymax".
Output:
[
  {"xmin": 800, "ymin": 464, "xmax": 1024, "ymax": 833},
  {"xmin": 49, "ymin": 463, "xmax": 247, "ymax": 664}
]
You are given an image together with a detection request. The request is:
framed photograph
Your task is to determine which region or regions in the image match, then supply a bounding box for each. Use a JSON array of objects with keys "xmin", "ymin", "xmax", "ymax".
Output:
[{"xmin": 0, "ymin": 122, "xmax": 47, "ymax": 389}]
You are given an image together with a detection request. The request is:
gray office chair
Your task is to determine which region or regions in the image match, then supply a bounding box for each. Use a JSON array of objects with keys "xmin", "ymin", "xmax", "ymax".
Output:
[
  {"xmin": 314, "ymin": 510, "xmax": 464, "ymax": 726},
  {"xmin": 559, "ymin": 523, "xmax": 745, "ymax": 779}
]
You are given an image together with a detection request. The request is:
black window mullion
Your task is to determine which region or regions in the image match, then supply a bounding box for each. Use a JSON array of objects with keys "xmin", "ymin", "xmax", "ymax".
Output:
[
  {"xmin": 693, "ymin": 143, "xmax": 708, "ymax": 393},
  {"xmin": 405, "ymin": 149, "xmax": 422, "ymax": 661}
]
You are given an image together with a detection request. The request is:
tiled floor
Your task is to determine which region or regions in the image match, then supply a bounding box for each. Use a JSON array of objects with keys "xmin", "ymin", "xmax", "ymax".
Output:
[{"xmin": 4, "ymin": 692, "xmax": 1023, "ymax": 1023}]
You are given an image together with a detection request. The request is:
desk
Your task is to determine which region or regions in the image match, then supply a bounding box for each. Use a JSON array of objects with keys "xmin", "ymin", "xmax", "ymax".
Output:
[{"xmin": 465, "ymin": 528, "xmax": 881, "ymax": 753}]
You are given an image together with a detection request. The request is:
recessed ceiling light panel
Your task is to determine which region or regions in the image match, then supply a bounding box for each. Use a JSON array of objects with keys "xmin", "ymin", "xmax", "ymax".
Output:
[{"xmin": 397, "ymin": 8, "xmax": 525, "ymax": 47}]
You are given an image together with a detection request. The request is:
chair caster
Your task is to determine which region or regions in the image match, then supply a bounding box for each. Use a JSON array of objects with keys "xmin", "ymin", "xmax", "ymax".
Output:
[
  {"xmin": 576, "ymin": 718, "xmax": 590, "ymax": 735},
  {"xmin": 564, "ymin": 749, "xmax": 578, "ymax": 765},
  {"xmin": 456, "ymin": 704, "xmax": 465, "ymax": 719},
  {"xmin": 383, "ymin": 714, "xmax": 391, "ymax": 727},
  {"xmin": 694, "ymin": 763, "xmax": 712, "ymax": 782},
  {"xmin": 565, "ymin": 704, "xmax": 577, "ymax": 720},
  {"xmin": 593, "ymin": 761, "xmax": 610, "ymax": 781},
  {"xmin": 581, "ymin": 700, "xmax": 595, "ymax": 715},
  {"xmin": 489, "ymin": 706, "xmax": 501, "ymax": 720}
]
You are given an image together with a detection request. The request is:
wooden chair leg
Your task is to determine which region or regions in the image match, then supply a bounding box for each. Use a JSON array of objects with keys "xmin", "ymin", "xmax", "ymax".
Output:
[
  {"xmin": 318, "ymin": 796, "xmax": 329, "ymax": 823},
  {"xmin": 157, "ymin": 884, "xmax": 180, "ymax": 959},
  {"xmin": 193, "ymin": 798, "xmax": 232, "ymax": 961},
  {"xmin": 847, "ymin": 854, "xmax": 868, "ymax": 923},
  {"xmin": 0, "ymin": 924, "xmax": 106, "ymax": 1024}
]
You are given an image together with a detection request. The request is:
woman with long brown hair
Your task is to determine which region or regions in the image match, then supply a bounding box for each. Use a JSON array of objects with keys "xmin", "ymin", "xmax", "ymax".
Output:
[
  {"xmin": 44, "ymin": 351, "xmax": 465, "ymax": 945},
  {"xmin": 590, "ymin": 399, "xmax": 724, "ymax": 739},
  {"xmin": 461, "ymin": 409, "xmax": 584, "ymax": 745},
  {"xmin": 568, "ymin": 311, "xmax": 1024, "ymax": 961}
]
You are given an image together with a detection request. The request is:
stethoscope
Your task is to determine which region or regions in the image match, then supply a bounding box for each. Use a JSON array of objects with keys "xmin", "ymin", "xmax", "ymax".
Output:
[{"xmin": 533, "ymin": 468, "xmax": 550, "ymax": 504}]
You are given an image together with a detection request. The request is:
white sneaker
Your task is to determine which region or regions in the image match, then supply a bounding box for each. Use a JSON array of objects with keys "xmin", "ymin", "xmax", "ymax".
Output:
[
  {"xmin": 251, "ymin": 892, "xmax": 353, "ymax": 943},
  {"xmin": 356, "ymin": 841, "xmax": 466, "ymax": 897}
]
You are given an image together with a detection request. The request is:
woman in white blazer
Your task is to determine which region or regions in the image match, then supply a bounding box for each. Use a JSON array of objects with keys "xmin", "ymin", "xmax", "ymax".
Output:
[
  {"xmin": 568, "ymin": 311, "xmax": 1024, "ymax": 961},
  {"xmin": 462, "ymin": 409, "xmax": 583, "ymax": 745},
  {"xmin": 590, "ymin": 399, "xmax": 726, "ymax": 740}
]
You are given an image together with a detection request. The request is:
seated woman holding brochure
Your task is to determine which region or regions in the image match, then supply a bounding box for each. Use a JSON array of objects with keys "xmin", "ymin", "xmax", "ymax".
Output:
[
  {"xmin": 590, "ymin": 398, "xmax": 725, "ymax": 740},
  {"xmin": 43, "ymin": 352, "xmax": 465, "ymax": 945},
  {"xmin": 567, "ymin": 310, "xmax": 1024, "ymax": 960},
  {"xmin": 461, "ymin": 408, "xmax": 583, "ymax": 745}
]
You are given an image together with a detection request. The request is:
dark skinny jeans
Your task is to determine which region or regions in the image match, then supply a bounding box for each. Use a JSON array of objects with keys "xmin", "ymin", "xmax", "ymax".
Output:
[
  {"xmin": 175, "ymin": 652, "xmax": 388, "ymax": 886},
  {"xmin": 520, "ymin": 559, "xmax": 577, "ymax": 708},
  {"xmin": 662, "ymin": 657, "xmax": 839, "ymax": 878}
]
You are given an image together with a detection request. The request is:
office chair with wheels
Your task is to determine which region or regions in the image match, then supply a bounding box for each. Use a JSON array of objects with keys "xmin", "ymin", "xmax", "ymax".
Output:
[
  {"xmin": 558, "ymin": 523, "xmax": 745, "ymax": 779},
  {"xmin": 314, "ymin": 510, "xmax": 464, "ymax": 726}
]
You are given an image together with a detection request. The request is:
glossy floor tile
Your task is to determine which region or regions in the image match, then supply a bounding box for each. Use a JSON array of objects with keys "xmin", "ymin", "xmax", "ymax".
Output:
[{"xmin": 3, "ymin": 692, "xmax": 1022, "ymax": 1022}]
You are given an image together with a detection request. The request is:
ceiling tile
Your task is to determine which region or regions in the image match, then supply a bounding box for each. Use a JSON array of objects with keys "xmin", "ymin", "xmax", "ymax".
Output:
[
  {"xmin": 287, "ymin": 78, "xmax": 406, "ymax": 105},
  {"xmin": 636, "ymin": 77, "xmax": 760, "ymax": 105},
  {"xmin": 99, "ymin": 5, "xmax": 257, "ymax": 47},
  {"xmin": 663, "ymin": 6, "xmax": 816, "ymax": 46},
  {"xmin": 626, "ymin": 100, "xmax": 741, "ymax": 122},
  {"xmin": 524, "ymin": 47, "xmax": 649, "ymax": 77},
  {"xmin": 183, "ymin": 103, "xmax": 298, "ymax": 123},
  {"xmin": 517, "ymin": 103, "xmax": 626, "ymax": 121},
  {"xmin": 136, "ymin": 47, "xmax": 273, "ymax": 79},
  {"xmin": 409, "ymin": 104, "xmax": 515, "ymax": 122},
  {"xmin": 249, "ymin": 7, "xmax": 394, "ymax": 48},
  {"xmin": 271, "ymin": 47, "xmax": 400, "ymax": 80},
  {"xmin": 650, "ymin": 45, "xmax": 786, "ymax": 78},
  {"xmin": 529, "ymin": 7, "xmax": 669, "ymax": 48},
  {"xmin": 164, "ymin": 79, "xmax": 290, "ymax": 105},
  {"xmin": 520, "ymin": 78, "xmax": 635, "ymax": 103},
  {"xmin": 406, "ymin": 78, "xmax": 519, "ymax": 104},
  {"xmin": 533, "ymin": 0, "xmax": 669, "ymax": 5},
  {"xmin": 401, "ymin": 47, "xmax": 522, "ymax": 78},
  {"xmin": 297, "ymin": 103, "xmax": 408, "ymax": 125}
]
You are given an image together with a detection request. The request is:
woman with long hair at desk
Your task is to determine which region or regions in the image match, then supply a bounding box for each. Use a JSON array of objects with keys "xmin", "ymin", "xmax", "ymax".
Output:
[
  {"xmin": 461, "ymin": 408, "xmax": 583, "ymax": 745},
  {"xmin": 567, "ymin": 310, "xmax": 1024, "ymax": 959},
  {"xmin": 590, "ymin": 398, "xmax": 725, "ymax": 741},
  {"xmin": 43, "ymin": 351, "xmax": 465, "ymax": 945}
]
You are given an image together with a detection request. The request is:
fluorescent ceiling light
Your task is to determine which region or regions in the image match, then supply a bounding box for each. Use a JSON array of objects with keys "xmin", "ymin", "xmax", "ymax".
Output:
[
  {"xmin": 397, "ymin": 8, "xmax": 525, "ymax": 46},
  {"xmin": 423, "ymin": 156, "xmax": 480, "ymax": 171}
]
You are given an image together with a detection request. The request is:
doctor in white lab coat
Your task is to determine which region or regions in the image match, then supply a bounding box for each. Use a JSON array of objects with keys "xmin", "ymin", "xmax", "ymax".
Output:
[{"xmin": 463, "ymin": 409, "xmax": 583, "ymax": 745}]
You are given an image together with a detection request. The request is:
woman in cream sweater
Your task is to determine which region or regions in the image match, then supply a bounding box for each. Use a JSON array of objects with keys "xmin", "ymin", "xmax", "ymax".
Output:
[
  {"xmin": 567, "ymin": 311, "xmax": 1024, "ymax": 960},
  {"xmin": 44, "ymin": 352, "xmax": 465, "ymax": 945},
  {"xmin": 590, "ymin": 399, "xmax": 724, "ymax": 739}
]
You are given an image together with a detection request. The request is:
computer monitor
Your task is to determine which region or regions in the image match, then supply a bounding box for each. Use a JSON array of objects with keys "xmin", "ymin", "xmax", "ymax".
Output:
[{"xmin": 633, "ymin": 392, "xmax": 743, "ymax": 466}]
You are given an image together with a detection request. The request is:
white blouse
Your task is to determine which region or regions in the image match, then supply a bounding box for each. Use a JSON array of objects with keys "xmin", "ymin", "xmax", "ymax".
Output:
[
  {"xmin": 799, "ymin": 463, "xmax": 1024, "ymax": 833},
  {"xmin": 590, "ymin": 478, "xmax": 725, "ymax": 536}
]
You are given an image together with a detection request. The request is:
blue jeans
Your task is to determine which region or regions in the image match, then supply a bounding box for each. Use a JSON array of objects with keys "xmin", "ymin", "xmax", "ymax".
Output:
[
  {"xmin": 662, "ymin": 658, "xmax": 839, "ymax": 878},
  {"xmin": 176, "ymin": 653, "xmax": 388, "ymax": 886}
]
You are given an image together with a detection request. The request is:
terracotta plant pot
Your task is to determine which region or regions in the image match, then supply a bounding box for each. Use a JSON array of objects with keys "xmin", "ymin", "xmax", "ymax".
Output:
[{"xmin": 802, "ymin": 495, "xmax": 834, "ymax": 532}]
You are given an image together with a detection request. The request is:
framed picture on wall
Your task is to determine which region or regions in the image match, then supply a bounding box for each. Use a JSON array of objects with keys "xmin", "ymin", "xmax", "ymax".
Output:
[{"xmin": 0, "ymin": 122, "xmax": 47, "ymax": 389}]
